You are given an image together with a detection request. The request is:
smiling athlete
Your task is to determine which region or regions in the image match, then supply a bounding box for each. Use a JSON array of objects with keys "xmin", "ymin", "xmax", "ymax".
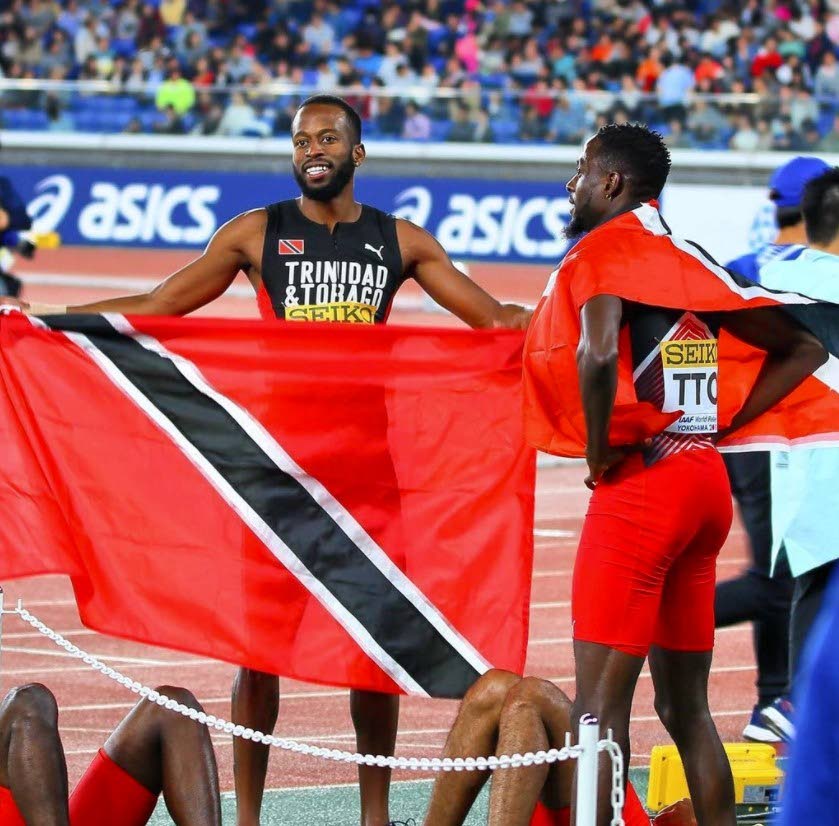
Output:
[{"xmin": 10, "ymin": 95, "xmax": 531, "ymax": 826}]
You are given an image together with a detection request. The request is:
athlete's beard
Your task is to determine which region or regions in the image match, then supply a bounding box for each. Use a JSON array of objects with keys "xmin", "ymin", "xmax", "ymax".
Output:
[
  {"xmin": 294, "ymin": 156, "xmax": 356, "ymax": 202},
  {"xmin": 562, "ymin": 210, "xmax": 588, "ymax": 241},
  {"xmin": 564, "ymin": 207, "xmax": 591, "ymax": 240}
]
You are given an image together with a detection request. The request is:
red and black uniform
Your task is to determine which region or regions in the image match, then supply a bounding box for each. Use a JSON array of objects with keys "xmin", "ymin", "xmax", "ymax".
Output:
[
  {"xmin": 257, "ymin": 199, "xmax": 405, "ymax": 324},
  {"xmin": 0, "ymin": 749, "xmax": 157, "ymax": 826}
]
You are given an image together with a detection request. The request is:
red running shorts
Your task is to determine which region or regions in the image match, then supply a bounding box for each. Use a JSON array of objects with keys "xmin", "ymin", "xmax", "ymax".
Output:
[
  {"xmin": 572, "ymin": 448, "xmax": 732, "ymax": 657},
  {"xmin": 0, "ymin": 748, "xmax": 157, "ymax": 826},
  {"xmin": 530, "ymin": 780, "xmax": 650, "ymax": 825}
]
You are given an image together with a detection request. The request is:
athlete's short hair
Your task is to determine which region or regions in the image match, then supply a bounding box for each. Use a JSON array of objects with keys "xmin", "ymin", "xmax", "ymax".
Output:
[
  {"xmin": 296, "ymin": 95, "xmax": 363, "ymax": 144},
  {"xmin": 593, "ymin": 123, "xmax": 671, "ymax": 201},
  {"xmin": 802, "ymin": 167, "xmax": 839, "ymax": 246}
]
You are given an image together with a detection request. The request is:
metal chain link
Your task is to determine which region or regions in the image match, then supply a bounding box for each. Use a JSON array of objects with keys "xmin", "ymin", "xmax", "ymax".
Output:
[
  {"xmin": 4, "ymin": 602, "xmax": 624, "ymax": 804},
  {"xmin": 599, "ymin": 737, "xmax": 626, "ymax": 826}
]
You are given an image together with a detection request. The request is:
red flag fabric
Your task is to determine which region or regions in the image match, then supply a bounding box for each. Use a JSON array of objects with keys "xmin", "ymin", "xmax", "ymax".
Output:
[
  {"xmin": 0, "ymin": 312, "xmax": 535, "ymax": 697},
  {"xmin": 524, "ymin": 203, "xmax": 839, "ymax": 457}
]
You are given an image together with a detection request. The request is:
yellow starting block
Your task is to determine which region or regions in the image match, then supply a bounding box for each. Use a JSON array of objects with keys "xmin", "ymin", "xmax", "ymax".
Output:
[{"xmin": 647, "ymin": 743, "xmax": 783, "ymax": 812}]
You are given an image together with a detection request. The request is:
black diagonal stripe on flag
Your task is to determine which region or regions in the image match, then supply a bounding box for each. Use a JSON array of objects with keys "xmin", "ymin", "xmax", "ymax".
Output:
[{"xmin": 45, "ymin": 314, "xmax": 483, "ymax": 698}]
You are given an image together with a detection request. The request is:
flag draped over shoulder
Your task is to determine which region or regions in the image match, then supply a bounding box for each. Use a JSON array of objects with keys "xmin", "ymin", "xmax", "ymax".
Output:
[
  {"xmin": 524, "ymin": 203, "xmax": 839, "ymax": 457},
  {"xmin": 0, "ymin": 313, "xmax": 535, "ymax": 698}
]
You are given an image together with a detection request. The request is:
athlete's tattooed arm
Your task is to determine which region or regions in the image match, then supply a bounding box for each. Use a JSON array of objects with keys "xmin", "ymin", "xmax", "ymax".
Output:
[
  {"xmin": 38, "ymin": 211, "xmax": 267, "ymax": 316},
  {"xmin": 396, "ymin": 220, "xmax": 532, "ymax": 330},
  {"xmin": 716, "ymin": 307, "xmax": 827, "ymax": 441}
]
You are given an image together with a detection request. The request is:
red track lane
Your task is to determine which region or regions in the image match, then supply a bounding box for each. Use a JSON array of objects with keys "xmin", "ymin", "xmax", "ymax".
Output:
[{"xmin": 0, "ymin": 248, "xmax": 758, "ymax": 792}]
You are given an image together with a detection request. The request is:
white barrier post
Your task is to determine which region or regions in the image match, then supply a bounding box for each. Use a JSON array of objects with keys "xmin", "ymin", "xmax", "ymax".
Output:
[{"xmin": 576, "ymin": 713, "xmax": 600, "ymax": 826}]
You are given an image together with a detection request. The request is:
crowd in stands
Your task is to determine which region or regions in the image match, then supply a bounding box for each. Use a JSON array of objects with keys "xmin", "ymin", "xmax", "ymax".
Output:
[{"xmin": 2, "ymin": 0, "xmax": 839, "ymax": 149}]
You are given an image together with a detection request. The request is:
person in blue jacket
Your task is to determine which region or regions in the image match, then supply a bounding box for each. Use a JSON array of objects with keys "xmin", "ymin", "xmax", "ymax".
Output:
[
  {"xmin": 714, "ymin": 155, "xmax": 830, "ymax": 744},
  {"xmin": 0, "ymin": 170, "xmax": 34, "ymax": 297},
  {"xmin": 777, "ymin": 565, "xmax": 839, "ymax": 826}
]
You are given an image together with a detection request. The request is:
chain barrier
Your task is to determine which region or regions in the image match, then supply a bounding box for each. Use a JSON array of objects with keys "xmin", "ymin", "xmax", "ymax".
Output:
[
  {"xmin": 2, "ymin": 602, "xmax": 624, "ymax": 822},
  {"xmin": 600, "ymin": 737, "xmax": 626, "ymax": 826}
]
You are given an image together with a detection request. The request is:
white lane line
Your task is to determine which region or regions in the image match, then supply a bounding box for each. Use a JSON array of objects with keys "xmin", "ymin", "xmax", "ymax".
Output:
[
  {"xmin": 534, "ymin": 529, "xmax": 576, "ymax": 539},
  {"xmin": 532, "ymin": 557, "xmax": 749, "ymax": 579},
  {"xmin": 58, "ymin": 689, "xmax": 350, "ymax": 713},
  {"xmin": 4, "ymin": 598, "xmax": 76, "ymax": 608},
  {"xmin": 528, "ymin": 625, "xmax": 751, "ymax": 647},
  {"xmin": 531, "ymin": 601, "xmax": 571, "ymax": 609},
  {"xmin": 2, "ymin": 646, "xmax": 213, "ymax": 666},
  {"xmin": 0, "ymin": 660, "xmax": 221, "ymax": 677},
  {"xmin": 545, "ymin": 664, "xmax": 755, "ymax": 684},
  {"xmin": 0, "ymin": 629, "xmax": 96, "ymax": 640},
  {"xmin": 173, "ymin": 707, "xmax": 757, "ymax": 754},
  {"xmin": 58, "ymin": 726, "xmax": 115, "ymax": 734},
  {"xmin": 19, "ymin": 272, "xmax": 432, "ymax": 313}
]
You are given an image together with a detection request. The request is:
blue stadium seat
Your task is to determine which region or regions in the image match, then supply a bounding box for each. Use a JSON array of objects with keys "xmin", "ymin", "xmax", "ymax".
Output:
[
  {"xmin": 430, "ymin": 119, "xmax": 452, "ymax": 141},
  {"xmin": 334, "ymin": 8, "xmax": 363, "ymax": 38},
  {"xmin": 2, "ymin": 109, "xmax": 49, "ymax": 130},
  {"xmin": 492, "ymin": 120, "xmax": 519, "ymax": 143}
]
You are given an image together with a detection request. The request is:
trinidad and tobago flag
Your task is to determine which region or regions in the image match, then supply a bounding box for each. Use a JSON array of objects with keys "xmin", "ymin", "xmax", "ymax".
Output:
[
  {"xmin": 524, "ymin": 203, "xmax": 839, "ymax": 457},
  {"xmin": 0, "ymin": 314, "xmax": 535, "ymax": 697},
  {"xmin": 278, "ymin": 239, "xmax": 305, "ymax": 255}
]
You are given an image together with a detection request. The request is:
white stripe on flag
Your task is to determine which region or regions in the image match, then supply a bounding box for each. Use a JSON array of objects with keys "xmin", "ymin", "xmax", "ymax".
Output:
[
  {"xmin": 57, "ymin": 324, "xmax": 428, "ymax": 695},
  {"xmin": 104, "ymin": 314, "xmax": 492, "ymax": 677}
]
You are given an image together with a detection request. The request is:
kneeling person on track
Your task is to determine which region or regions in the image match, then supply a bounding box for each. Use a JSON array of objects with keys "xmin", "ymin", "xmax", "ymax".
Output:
[
  {"xmin": 0, "ymin": 683, "xmax": 221, "ymax": 826},
  {"xmin": 424, "ymin": 669, "xmax": 696, "ymax": 826}
]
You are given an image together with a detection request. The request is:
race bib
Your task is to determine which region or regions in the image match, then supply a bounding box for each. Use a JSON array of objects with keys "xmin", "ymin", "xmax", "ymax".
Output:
[{"xmin": 660, "ymin": 328, "xmax": 718, "ymax": 435}]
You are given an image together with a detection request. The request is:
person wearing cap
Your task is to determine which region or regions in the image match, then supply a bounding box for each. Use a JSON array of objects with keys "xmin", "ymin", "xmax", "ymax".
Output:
[
  {"xmin": 755, "ymin": 166, "xmax": 839, "ymax": 746},
  {"xmin": 715, "ymin": 155, "xmax": 831, "ymax": 745}
]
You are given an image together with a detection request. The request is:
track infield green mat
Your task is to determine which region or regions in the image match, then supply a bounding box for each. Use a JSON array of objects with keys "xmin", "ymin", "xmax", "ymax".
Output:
[{"xmin": 148, "ymin": 768, "xmax": 651, "ymax": 824}]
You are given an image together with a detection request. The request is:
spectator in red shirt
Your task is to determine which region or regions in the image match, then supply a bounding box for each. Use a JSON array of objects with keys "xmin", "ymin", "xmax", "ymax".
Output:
[{"xmin": 751, "ymin": 36, "xmax": 784, "ymax": 77}]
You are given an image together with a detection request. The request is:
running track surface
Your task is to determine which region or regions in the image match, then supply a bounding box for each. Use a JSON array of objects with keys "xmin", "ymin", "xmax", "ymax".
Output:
[{"xmin": 1, "ymin": 248, "xmax": 758, "ymax": 795}]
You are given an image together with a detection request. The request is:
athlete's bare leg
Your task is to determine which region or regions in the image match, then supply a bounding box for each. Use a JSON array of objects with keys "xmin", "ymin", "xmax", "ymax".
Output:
[
  {"xmin": 0, "ymin": 683, "xmax": 69, "ymax": 826},
  {"xmin": 488, "ymin": 677, "xmax": 575, "ymax": 826},
  {"xmin": 425, "ymin": 669, "xmax": 522, "ymax": 826},
  {"xmin": 649, "ymin": 648, "xmax": 735, "ymax": 826},
  {"xmin": 571, "ymin": 640, "xmax": 646, "ymax": 826},
  {"xmin": 104, "ymin": 684, "xmax": 222, "ymax": 825},
  {"xmin": 232, "ymin": 668, "xmax": 280, "ymax": 826},
  {"xmin": 351, "ymin": 688, "xmax": 400, "ymax": 826}
]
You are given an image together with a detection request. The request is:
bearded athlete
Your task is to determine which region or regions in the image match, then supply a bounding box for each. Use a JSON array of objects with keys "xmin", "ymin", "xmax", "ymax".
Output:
[
  {"xmin": 523, "ymin": 123, "xmax": 827, "ymax": 826},
  {"xmin": 10, "ymin": 95, "xmax": 531, "ymax": 826}
]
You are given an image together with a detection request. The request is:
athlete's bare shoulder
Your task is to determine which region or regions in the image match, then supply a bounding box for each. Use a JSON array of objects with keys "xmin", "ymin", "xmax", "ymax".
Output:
[
  {"xmin": 206, "ymin": 207, "xmax": 269, "ymax": 267},
  {"xmin": 217, "ymin": 207, "xmax": 268, "ymax": 240},
  {"xmin": 394, "ymin": 217, "xmax": 445, "ymax": 272}
]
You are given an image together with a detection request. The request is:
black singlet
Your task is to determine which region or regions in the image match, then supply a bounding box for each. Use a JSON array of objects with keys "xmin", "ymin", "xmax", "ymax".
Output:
[{"xmin": 259, "ymin": 199, "xmax": 405, "ymax": 324}]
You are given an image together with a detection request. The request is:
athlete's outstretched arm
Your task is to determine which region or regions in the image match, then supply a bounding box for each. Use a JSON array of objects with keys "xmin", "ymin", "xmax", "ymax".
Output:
[
  {"xmin": 396, "ymin": 220, "xmax": 531, "ymax": 330},
  {"xmin": 717, "ymin": 306, "xmax": 828, "ymax": 440},
  {"xmin": 16, "ymin": 211, "xmax": 266, "ymax": 317},
  {"xmin": 577, "ymin": 294, "xmax": 622, "ymax": 487}
]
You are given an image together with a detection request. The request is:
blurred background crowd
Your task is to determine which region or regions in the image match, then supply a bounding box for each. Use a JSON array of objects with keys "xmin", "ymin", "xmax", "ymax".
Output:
[{"xmin": 3, "ymin": 0, "xmax": 839, "ymax": 148}]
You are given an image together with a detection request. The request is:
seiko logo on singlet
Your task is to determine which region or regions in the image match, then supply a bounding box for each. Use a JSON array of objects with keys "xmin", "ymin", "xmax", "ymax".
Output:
[
  {"xmin": 661, "ymin": 338, "xmax": 718, "ymax": 434},
  {"xmin": 282, "ymin": 260, "xmax": 391, "ymax": 324}
]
